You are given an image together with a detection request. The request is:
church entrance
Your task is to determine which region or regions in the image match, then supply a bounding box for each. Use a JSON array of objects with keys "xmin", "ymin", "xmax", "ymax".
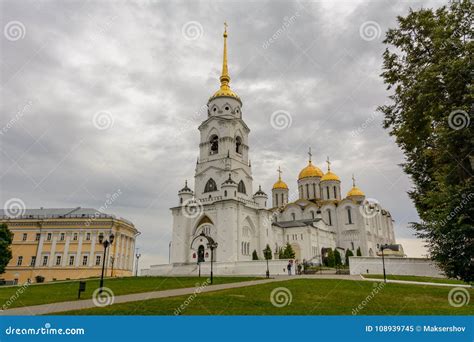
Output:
[{"xmin": 197, "ymin": 245, "xmax": 205, "ymax": 262}]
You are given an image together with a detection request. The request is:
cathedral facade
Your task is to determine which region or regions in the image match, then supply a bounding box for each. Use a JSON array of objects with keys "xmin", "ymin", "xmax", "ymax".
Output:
[{"xmin": 149, "ymin": 26, "xmax": 398, "ymax": 276}]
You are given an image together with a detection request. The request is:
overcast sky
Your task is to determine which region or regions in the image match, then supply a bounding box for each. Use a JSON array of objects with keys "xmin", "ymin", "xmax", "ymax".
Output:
[{"xmin": 1, "ymin": 0, "xmax": 448, "ymax": 268}]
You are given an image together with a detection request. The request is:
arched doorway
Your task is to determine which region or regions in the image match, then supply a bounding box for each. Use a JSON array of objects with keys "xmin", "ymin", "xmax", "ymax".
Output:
[
  {"xmin": 197, "ymin": 245, "xmax": 205, "ymax": 262},
  {"xmin": 291, "ymin": 243, "xmax": 301, "ymax": 261}
]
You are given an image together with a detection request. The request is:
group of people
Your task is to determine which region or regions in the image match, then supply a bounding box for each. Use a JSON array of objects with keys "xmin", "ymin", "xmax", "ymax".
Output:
[{"xmin": 286, "ymin": 260, "xmax": 304, "ymax": 275}]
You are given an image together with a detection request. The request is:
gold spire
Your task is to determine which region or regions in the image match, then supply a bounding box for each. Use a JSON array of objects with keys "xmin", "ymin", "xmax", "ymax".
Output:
[
  {"xmin": 347, "ymin": 173, "xmax": 365, "ymax": 197},
  {"xmin": 273, "ymin": 166, "xmax": 288, "ymax": 190},
  {"xmin": 209, "ymin": 23, "xmax": 240, "ymax": 103},
  {"xmin": 321, "ymin": 156, "xmax": 340, "ymax": 182}
]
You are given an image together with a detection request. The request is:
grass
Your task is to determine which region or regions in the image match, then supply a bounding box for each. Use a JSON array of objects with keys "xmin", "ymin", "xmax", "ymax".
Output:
[
  {"xmin": 361, "ymin": 274, "xmax": 469, "ymax": 285},
  {"xmin": 0, "ymin": 276, "xmax": 258, "ymax": 309},
  {"xmin": 59, "ymin": 278, "xmax": 474, "ymax": 315}
]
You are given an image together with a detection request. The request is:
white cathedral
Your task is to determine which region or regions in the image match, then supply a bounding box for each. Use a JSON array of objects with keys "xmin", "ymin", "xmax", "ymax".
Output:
[{"xmin": 144, "ymin": 26, "xmax": 399, "ymax": 276}]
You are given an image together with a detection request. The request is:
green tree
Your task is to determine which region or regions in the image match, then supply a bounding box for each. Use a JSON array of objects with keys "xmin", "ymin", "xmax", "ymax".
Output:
[
  {"xmin": 356, "ymin": 247, "xmax": 362, "ymax": 256},
  {"xmin": 263, "ymin": 244, "xmax": 272, "ymax": 260},
  {"xmin": 252, "ymin": 250, "xmax": 259, "ymax": 260},
  {"xmin": 345, "ymin": 249, "xmax": 354, "ymax": 266},
  {"xmin": 325, "ymin": 248, "xmax": 335, "ymax": 267},
  {"xmin": 278, "ymin": 248, "xmax": 284, "ymax": 259},
  {"xmin": 334, "ymin": 249, "xmax": 342, "ymax": 266},
  {"xmin": 282, "ymin": 243, "xmax": 295, "ymax": 259},
  {"xmin": 0, "ymin": 223, "xmax": 13, "ymax": 274},
  {"xmin": 378, "ymin": 0, "xmax": 473, "ymax": 281}
]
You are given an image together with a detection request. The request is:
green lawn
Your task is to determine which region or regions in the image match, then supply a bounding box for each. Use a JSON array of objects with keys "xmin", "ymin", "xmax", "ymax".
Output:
[
  {"xmin": 361, "ymin": 274, "xmax": 469, "ymax": 285},
  {"xmin": 0, "ymin": 276, "xmax": 258, "ymax": 309},
  {"xmin": 59, "ymin": 278, "xmax": 474, "ymax": 315}
]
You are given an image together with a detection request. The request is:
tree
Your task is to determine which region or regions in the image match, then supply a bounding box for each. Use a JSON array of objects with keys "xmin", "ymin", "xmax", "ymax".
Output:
[
  {"xmin": 345, "ymin": 249, "xmax": 354, "ymax": 266},
  {"xmin": 334, "ymin": 249, "xmax": 342, "ymax": 266},
  {"xmin": 282, "ymin": 243, "xmax": 295, "ymax": 259},
  {"xmin": 252, "ymin": 250, "xmax": 259, "ymax": 260},
  {"xmin": 325, "ymin": 248, "xmax": 335, "ymax": 267},
  {"xmin": 356, "ymin": 247, "xmax": 362, "ymax": 256},
  {"xmin": 263, "ymin": 244, "xmax": 272, "ymax": 260},
  {"xmin": 0, "ymin": 224, "xmax": 13, "ymax": 274},
  {"xmin": 378, "ymin": 0, "xmax": 473, "ymax": 281},
  {"xmin": 278, "ymin": 248, "xmax": 284, "ymax": 259}
]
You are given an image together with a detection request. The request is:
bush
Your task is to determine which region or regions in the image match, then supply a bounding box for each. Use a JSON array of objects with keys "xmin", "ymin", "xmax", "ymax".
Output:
[{"xmin": 252, "ymin": 250, "xmax": 259, "ymax": 260}]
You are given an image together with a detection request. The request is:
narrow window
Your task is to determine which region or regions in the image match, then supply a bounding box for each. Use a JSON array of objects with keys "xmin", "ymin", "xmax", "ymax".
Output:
[
  {"xmin": 22, "ymin": 233, "xmax": 27, "ymax": 241},
  {"xmin": 30, "ymin": 256, "xmax": 36, "ymax": 266},
  {"xmin": 60, "ymin": 233, "xmax": 65, "ymax": 241},
  {"xmin": 69, "ymin": 255, "xmax": 75, "ymax": 266},
  {"xmin": 47, "ymin": 233, "xmax": 52, "ymax": 241},
  {"xmin": 42, "ymin": 256, "xmax": 48, "ymax": 266},
  {"xmin": 281, "ymin": 193, "xmax": 284, "ymax": 204},
  {"xmin": 333, "ymin": 186, "xmax": 337, "ymax": 198},
  {"xmin": 35, "ymin": 233, "xmax": 40, "ymax": 241},
  {"xmin": 327, "ymin": 209, "xmax": 332, "ymax": 226},
  {"xmin": 311, "ymin": 211, "xmax": 315, "ymax": 219},
  {"xmin": 306, "ymin": 184, "xmax": 309, "ymax": 198},
  {"xmin": 291, "ymin": 213, "xmax": 296, "ymax": 221},
  {"xmin": 347, "ymin": 207, "xmax": 353, "ymax": 224},
  {"xmin": 17, "ymin": 256, "xmax": 23, "ymax": 266},
  {"xmin": 56, "ymin": 255, "xmax": 61, "ymax": 266},
  {"xmin": 96, "ymin": 255, "xmax": 101, "ymax": 266},
  {"xmin": 313, "ymin": 183, "xmax": 316, "ymax": 198},
  {"xmin": 326, "ymin": 187, "xmax": 330, "ymax": 199},
  {"xmin": 209, "ymin": 135, "xmax": 219, "ymax": 155},
  {"xmin": 237, "ymin": 180, "xmax": 246, "ymax": 194},
  {"xmin": 235, "ymin": 136, "xmax": 242, "ymax": 154},
  {"xmin": 82, "ymin": 255, "xmax": 88, "ymax": 266}
]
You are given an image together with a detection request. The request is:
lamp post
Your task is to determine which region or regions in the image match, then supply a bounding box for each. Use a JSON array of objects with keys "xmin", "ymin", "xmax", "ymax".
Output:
[
  {"xmin": 263, "ymin": 247, "xmax": 270, "ymax": 279},
  {"xmin": 135, "ymin": 252, "xmax": 141, "ymax": 277},
  {"xmin": 381, "ymin": 244, "xmax": 388, "ymax": 283},
  {"xmin": 98, "ymin": 232, "xmax": 114, "ymax": 293}
]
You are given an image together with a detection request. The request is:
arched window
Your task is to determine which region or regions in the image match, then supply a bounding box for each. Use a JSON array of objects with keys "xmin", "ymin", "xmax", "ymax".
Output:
[
  {"xmin": 306, "ymin": 184, "xmax": 309, "ymax": 198},
  {"xmin": 327, "ymin": 209, "xmax": 332, "ymax": 226},
  {"xmin": 326, "ymin": 186, "xmax": 330, "ymax": 199},
  {"xmin": 333, "ymin": 186, "xmax": 337, "ymax": 198},
  {"xmin": 275, "ymin": 194, "xmax": 278, "ymax": 206},
  {"xmin": 291, "ymin": 213, "xmax": 296, "ymax": 221},
  {"xmin": 281, "ymin": 193, "xmax": 284, "ymax": 204},
  {"xmin": 347, "ymin": 207, "xmax": 353, "ymax": 224},
  {"xmin": 313, "ymin": 183, "xmax": 317, "ymax": 198},
  {"xmin": 209, "ymin": 135, "xmax": 219, "ymax": 155},
  {"xmin": 238, "ymin": 180, "xmax": 246, "ymax": 194},
  {"xmin": 204, "ymin": 178, "xmax": 218, "ymax": 192},
  {"xmin": 224, "ymin": 190, "xmax": 227, "ymax": 197},
  {"xmin": 235, "ymin": 136, "xmax": 242, "ymax": 154}
]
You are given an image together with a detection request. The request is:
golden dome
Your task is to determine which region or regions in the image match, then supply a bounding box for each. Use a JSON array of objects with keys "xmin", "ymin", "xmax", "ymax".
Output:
[
  {"xmin": 272, "ymin": 179, "xmax": 288, "ymax": 190},
  {"xmin": 321, "ymin": 171, "xmax": 340, "ymax": 182},
  {"xmin": 298, "ymin": 162, "xmax": 323, "ymax": 179},
  {"xmin": 347, "ymin": 186, "xmax": 365, "ymax": 197},
  {"xmin": 208, "ymin": 23, "xmax": 241, "ymax": 103}
]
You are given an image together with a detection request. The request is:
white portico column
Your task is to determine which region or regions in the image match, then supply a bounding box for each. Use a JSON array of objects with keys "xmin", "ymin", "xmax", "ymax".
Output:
[
  {"xmin": 120, "ymin": 236, "xmax": 126, "ymax": 269},
  {"xmin": 88, "ymin": 231, "xmax": 97, "ymax": 266},
  {"xmin": 48, "ymin": 233, "xmax": 58, "ymax": 267},
  {"xmin": 75, "ymin": 232, "xmax": 84, "ymax": 267},
  {"xmin": 35, "ymin": 232, "xmax": 45, "ymax": 267},
  {"xmin": 125, "ymin": 236, "xmax": 132, "ymax": 270},
  {"xmin": 114, "ymin": 233, "xmax": 121, "ymax": 269},
  {"xmin": 62, "ymin": 232, "xmax": 71, "ymax": 267}
]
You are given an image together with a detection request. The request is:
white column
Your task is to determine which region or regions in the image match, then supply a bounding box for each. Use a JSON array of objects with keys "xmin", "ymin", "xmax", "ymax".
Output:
[
  {"xmin": 62, "ymin": 233, "xmax": 71, "ymax": 267},
  {"xmin": 120, "ymin": 236, "xmax": 126, "ymax": 269},
  {"xmin": 88, "ymin": 231, "xmax": 97, "ymax": 266},
  {"xmin": 114, "ymin": 233, "xmax": 121, "ymax": 269},
  {"xmin": 48, "ymin": 234, "xmax": 58, "ymax": 267},
  {"xmin": 75, "ymin": 232, "xmax": 84, "ymax": 267},
  {"xmin": 35, "ymin": 232, "xmax": 45, "ymax": 267}
]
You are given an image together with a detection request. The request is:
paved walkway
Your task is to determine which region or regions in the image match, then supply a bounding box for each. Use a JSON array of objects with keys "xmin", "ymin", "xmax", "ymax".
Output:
[{"xmin": 1, "ymin": 274, "xmax": 468, "ymax": 316}]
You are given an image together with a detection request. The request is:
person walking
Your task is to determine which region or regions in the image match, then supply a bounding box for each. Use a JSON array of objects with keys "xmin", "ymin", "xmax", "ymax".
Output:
[{"xmin": 287, "ymin": 262, "xmax": 292, "ymax": 275}]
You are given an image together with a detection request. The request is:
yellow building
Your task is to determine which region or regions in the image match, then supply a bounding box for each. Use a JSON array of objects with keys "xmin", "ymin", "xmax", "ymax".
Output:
[{"xmin": 0, "ymin": 207, "xmax": 140, "ymax": 284}]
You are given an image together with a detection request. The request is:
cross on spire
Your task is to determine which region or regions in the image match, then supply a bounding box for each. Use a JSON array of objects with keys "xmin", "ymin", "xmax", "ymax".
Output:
[
  {"xmin": 326, "ymin": 156, "xmax": 331, "ymax": 171},
  {"xmin": 352, "ymin": 173, "xmax": 356, "ymax": 187},
  {"xmin": 277, "ymin": 166, "xmax": 282, "ymax": 180},
  {"xmin": 308, "ymin": 147, "xmax": 312, "ymax": 163}
]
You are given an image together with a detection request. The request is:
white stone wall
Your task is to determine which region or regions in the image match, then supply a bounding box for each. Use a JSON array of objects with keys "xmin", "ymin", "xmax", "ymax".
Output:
[{"xmin": 349, "ymin": 256, "xmax": 444, "ymax": 278}]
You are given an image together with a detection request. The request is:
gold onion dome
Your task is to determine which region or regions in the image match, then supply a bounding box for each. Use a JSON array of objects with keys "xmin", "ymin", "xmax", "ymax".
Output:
[
  {"xmin": 273, "ymin": 166, "xmax": 288, "ymax": 190},
  {"xmin": 298, "ymin": 148, "xmax": 323, "ymax": 179},
  {"xmin": 347, "ymin": 174, "xmax": 365, "ymax": 197},
  {"xmin": 321, "ymin": 157, "xmax": 340, "ymax": 182},
  {"xmin": 209, "ymin": 23, "xmax": 241, "ymax": 103}
]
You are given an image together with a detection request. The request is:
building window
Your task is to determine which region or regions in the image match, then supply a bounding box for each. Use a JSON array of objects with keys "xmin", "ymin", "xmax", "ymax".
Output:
[
  {"xmin": 275, "ymin": 194, "xmax": 278, "ymax": 207},
  {"xmin": 69, "ymin": 255, "xmax": 75, "ymax": 266},
  {"xmin": 35, "ymin": 233, "xmax": 40, "ymax": 241},
  {"xmin": 95, "ymin": 255, "xmax": 101, "ymax": 266},
  {"xmin": 17, "ymin": 256, "xmax": 23, "ymax": 266},
  {"xmin": 73, "ymin": 233, "xmax": 78, "ymax": 241},
  {"xmin": 42, "ymin": 256, "xmax": 48, "ymax": 266},
  {"xmin": 22, "ymin": 233, "xmax": 27, "ymax": 241},
  {"xmin": 56, "ymin": 255, "xmax": 61, "ymax": 266},
  {"xmin": 237, "ymin": 180, "xmax": 246, "ymax": 194},
  {"xmin": 82, "ymin": 256, "xmax": 88, "ymax": 266},
  {"xmin": 347, "ymin": 207, "xmax": 353, "ymax": 224},
  {"xmin": 86, "ymin": 233, "xmax": 91, "ymax": 240},
  {"xmin": 333, "ymin": 186, "xmax": 337, "ymax": 198},
  {"xmin": 209, "ymin": 135, "xmax": 219, "ymax": 155},
  {"xmin": 47, "ymin": 233, "xmax": 52, "ymax": 241},
  {"xmin": 326, "ymin": 187, "xmax": 330, "ymax": 199},
  {"xmin": 327, "ymin": 209, "xmax": 332, "ymax": 226},
  {"xmin": 30, "ymin": 256, "xmax": 36, "ymax": 266},
  {"xmin": 313, "ymin": 183, "xmax": 317, "ymax": 198},
  {"xmin": 224, "ymin": 190, "xmax": 227, "ymax": 197},
  {"xmin": 311, "ymin": 211, "xmax": 315, "ymax": 219},
  {"xmin": 291, "ymin": 213, "xmax": 296, "ymax": 221},
  {"xmin": 281, "ymin": 193, "xmax": 284, "ymax": 204},
  {"xmin": 60, "ymin": 233, "xmax": 65, "ymax": 241},
  {"xmin": 204, "ymin": 178, "xmax": 218, "ymax": 192},
  {"xmin": 351, "ymin": 242, "xmax": 355, "ymax": 250},
  {"xmin": 235, "ymin": 136, "xmax": 242, "ymax": 154}
]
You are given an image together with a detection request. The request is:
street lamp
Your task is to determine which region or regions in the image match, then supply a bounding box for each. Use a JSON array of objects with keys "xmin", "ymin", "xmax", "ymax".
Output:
[
  {"xmin": 263, "ymin": 247, "xmax": 271, "ymax": 279},
  {"xmin": 98, "ymin": 232, "xmax": 114, "ymax": 293},
  {"xmin": 380, "ymin": 244, "xmax": 389, "ymax": 283},
  {"xmin": 191, "ymin": 232, "xmax": 218, "ymax": 284},
  {"xmin": 135, "ymin": 252, "xmax": 141, "ymax": 277}
]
